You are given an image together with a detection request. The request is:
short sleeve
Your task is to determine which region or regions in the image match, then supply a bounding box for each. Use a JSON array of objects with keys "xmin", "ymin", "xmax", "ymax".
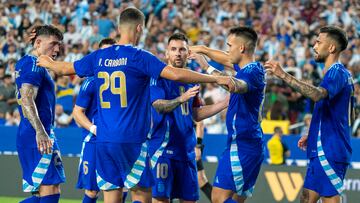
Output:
[
  {"xmin": 74, "ymin": 51, "xmax": 97, "ymax": 78},
  {"xmin": 135, "ymin": 49, "xmax": 166, "ymax": 79},
  {"xmin": 242, "ymin": 64, "xmax": 265, "ymax": 92},
  {"xmin": 320, "ymin": 66, "xmax": 347, "ymax": 99},
  {"xmin": 150, "ymin": 78, "xmax": 166, "ymax": 104},
  {"xmin": 20, "ymin": 58, "xmax": 43, "ymax": 87},
  {"xmin": 75, "ymin": 79, "xmax": 94, "ymax": 109}
]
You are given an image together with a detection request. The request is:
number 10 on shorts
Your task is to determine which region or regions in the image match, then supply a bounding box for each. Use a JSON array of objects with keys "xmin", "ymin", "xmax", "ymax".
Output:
[{"xmin": 156, "ymin": 163, "xmax": 168, "ymax": 179}]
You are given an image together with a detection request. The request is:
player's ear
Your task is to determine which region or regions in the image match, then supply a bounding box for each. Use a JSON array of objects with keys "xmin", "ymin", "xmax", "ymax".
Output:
[
  {"xmin": 165, "ymin": 50, "xmax": 169, "ymax": 60},
  {"xmin": 136, "ymin": 24, "xmax": 142, "ymax": 33},
  {"xmin": 239, "ymin": 44, "xmax": 245, "ymax": 53},
  {"xmin": 34, "ymin": 38, "xmax": 41, "ymax": 49},
  {"xmin": 329, "ymin": 43, "xmax": 337, "ymax": 54}
]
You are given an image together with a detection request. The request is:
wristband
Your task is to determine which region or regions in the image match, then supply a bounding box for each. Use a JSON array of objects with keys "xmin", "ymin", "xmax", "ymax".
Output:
[
  {"xmin": 206, "ymin": 66, "xmax": 216, "ymax": 74},
  {"xmin": 89, "ymin": 125, "xmax": 97, "ymax": 135}
]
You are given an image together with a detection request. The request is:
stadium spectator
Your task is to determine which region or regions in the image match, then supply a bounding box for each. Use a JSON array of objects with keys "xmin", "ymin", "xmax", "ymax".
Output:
[
  {"xmin": 56, "ymin": 75, "xmax": 74, "ymax": 114},
  {"xmin": 0, "ymin": 74, "xmax": 16, "ymax": 116},
  {"xmin": 55, "ymin": 104, "xmax": 72, "ymax": 128}
]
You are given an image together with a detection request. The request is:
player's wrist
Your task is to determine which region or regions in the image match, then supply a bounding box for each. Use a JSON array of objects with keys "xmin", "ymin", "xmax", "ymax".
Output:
[{"xmin": 89, "ymin": 125, "xmax": 97, "ymax": 135}]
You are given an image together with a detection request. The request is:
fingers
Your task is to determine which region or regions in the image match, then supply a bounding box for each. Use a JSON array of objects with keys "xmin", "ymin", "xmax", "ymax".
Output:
[{"xmin": 37, "ymin": 139, "xmax": 53, "ymax": 154}]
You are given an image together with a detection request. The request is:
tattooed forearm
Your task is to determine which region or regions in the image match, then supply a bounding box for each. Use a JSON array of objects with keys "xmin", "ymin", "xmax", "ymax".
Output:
[
  {"xmin": 283, "ymin": 74, "xmax": 327, "ymax": 102},
  {"xmin": 20, "ymin": 83, "xmax": 46, "ymax": 134},
  {"xmin": 153, "ymin": 98, "xmax": 182, "ymax": 113},
  {"xmin": 232, "ymin": 78, "xmax": 248, "ymax": 93}
]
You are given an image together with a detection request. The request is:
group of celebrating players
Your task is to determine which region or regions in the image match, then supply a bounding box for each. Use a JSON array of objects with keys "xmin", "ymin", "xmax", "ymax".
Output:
[{"xmin": 15, "ymin": 6, "xmax": 353, "ymax": 203}]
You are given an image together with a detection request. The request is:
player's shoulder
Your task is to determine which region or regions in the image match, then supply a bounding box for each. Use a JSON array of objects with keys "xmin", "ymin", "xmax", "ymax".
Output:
[
  {"xmin": 244, "ymin": 61, "xmax": 264, "ymax": 74},
  {"xmin": 326, "ymin": 63, "xmax": 348, "ymax": 79},
  {"xmin": 81, "ymin": 77, "xmax": 95, "ymax": 91},
  {"xmin": 16, "ymin": 55, "xmax": 42, "ymax": 73}
]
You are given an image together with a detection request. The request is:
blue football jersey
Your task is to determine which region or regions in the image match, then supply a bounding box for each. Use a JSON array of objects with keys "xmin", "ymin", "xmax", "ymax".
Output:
[
  {"xmin": 75, "ymin": 77, "xmax": 97, "ymax": 142},
  {"xmin": 307, "ymin": 63, "xmax": 353, "ymax": 163},
  {"xmin": 15, "ymin": 55, "xmax": 56, "ymax": 148},
  {"xmin": 226, "ymin": 62, "xmax": 265, "ymax": 151},
  {"xmin": 149, "ymin": 78, "xmax": 200, "ymax": 161},
  {"xmin": 73, "ymin": 45, "xmax": 166, "ymax": 143}
]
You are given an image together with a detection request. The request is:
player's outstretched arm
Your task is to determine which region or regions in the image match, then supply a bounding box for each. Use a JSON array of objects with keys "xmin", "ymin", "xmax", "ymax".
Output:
[
  {"xmin": 264, "ymin": 60, "xmax": 327, "ymax": 102},
  {"xmin": 37, "ymin": 55, "xmax": 75, "ymax": 76},
  {"xmin": 189, "ymin": 53, "xmax": 247, "ymax": 93},
  {"xmin": 192, "ymin": 95, "xmax": 229, "ymax": 122},
  {"xmin": 153, "ymin": 86, "xmax": 200, "ymax": 114},
  {"xmin": 160, "ymin": 66, "xmax": 235, "ymax": 92},
  {"xmin": 190, "ymin": 45, "xmax": 233, "ymax": 68},
  {"xmin": 20, "ymin": 83, "xmax": 52, "ymax": 154},
  {"xmin": 73, "ymin": 105, "xmax": 96, "ymax": 135}
]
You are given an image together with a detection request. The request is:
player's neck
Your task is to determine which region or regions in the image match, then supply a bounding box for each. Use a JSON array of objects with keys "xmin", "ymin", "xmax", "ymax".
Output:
[
  {"xmin": 117, "ymin": 37, "xmax": 136, "ymax": 46},
  {"xmin": 238, "ymin": 55, "xmax": 255, "ymax": 69},
  {"xmin": 323, "ymin": 54, "xmax": 340, "ymax": 73},
  {"xmin": 31, "ymin": 49, "xmax": 40, "ymax": 58}
]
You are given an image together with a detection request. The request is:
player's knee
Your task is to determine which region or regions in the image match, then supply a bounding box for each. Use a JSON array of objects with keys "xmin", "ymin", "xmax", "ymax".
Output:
[
  {"xmin": 300, "ymin": 189, "xmax": 309, "ymax": 203},
  {"xmin": 85, "ymin": 190, "xmax": 98, "ymax": 198}
]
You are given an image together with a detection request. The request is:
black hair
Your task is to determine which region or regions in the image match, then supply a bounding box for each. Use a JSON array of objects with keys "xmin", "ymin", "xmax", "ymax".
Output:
[
  {"xmin": 31, "ymin": 25, "xmax": 63, "ymax": 45},
  {"xmin": 167, "ymin": 32, "xmax": 188, "ymax": 44},
  {"xmin": 119, "ymin": 7, "xmax": 145, "ymax": 26},
  {"xmin": 229, "ymin": 26, "xmax": 258, "ymax": 53},
  {"xmin": 319, "ymin": 26, "xmax": 348, "ymax": 52},
  {"xmin": 99, "ymin": 38, "xmax": 116, "ymax": 48}
]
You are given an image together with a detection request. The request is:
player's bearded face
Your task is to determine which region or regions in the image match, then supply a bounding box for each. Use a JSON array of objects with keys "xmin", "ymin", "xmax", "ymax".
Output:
[
  {"xmin": 37, "ymin": 35, "xmax": 61, "ymax": 60},
  {"xmin": 167, "ymin": 40, "xmax": 189, "ymax": 68},
  {"xmin": 313, "ymin": 34, "xmax": 329, "ymax": 63}
]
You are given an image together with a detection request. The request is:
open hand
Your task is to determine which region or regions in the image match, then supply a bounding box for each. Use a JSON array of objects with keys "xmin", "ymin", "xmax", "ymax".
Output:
[
  {"xmin": 298, "ymin": 136, "xmax": 308, "ymax": 151},
  {"xmin": 264, "ymin": 60, "xmax": 286, "ymax": 79},
  {"xmin": 188, "ymin": 53, "xmax": 208, "ymax": 71},
  {"xmin": 216, "ymin": 76, "xmax": 235, "ymax": 92},
  {"xmin": 37, "ymin": 55, "xmax": 54, "ymax": 69},
  {"xmin": 179, "ymin": 86, "xmax": 200, "ymax": 103},
  {"xmin": 36, "ymin": 131, "xmax": 53, "ymax": 155}
]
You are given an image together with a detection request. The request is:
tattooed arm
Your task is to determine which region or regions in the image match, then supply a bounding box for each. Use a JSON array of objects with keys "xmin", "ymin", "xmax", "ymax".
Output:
[
  {"xmin": 265, "ymin": 61, "xmax": 327, "ymax": 102},
  {"xmin": 20, "ymin": 83, "xmax": 52, "ymax": 154},
  {"xmin": 152, "ymin": 86, "xmax": 200, "ymax": 114}
]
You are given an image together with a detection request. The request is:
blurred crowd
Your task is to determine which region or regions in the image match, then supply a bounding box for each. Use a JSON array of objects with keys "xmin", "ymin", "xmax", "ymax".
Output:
[{"xmin": 1, "ymin": 0, "xmax": 360, "ymax": 137}]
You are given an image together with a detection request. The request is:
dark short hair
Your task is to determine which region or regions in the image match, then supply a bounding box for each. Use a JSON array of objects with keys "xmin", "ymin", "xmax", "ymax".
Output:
[
  {"xmin": 99, "ymin": 38, "xmax": 116, "ymax": 48},
  {"xmin": 167, "ymin": 33, "xmax": 188, "ymax": 44},
  {"xmin": 31, "ymin": 25, "xmax": 63, "ymax": 45},
  {"xmin": 274, "ymin": 126, "xmax": 282, "ymax": 134},
  {"xmin": 228, "ymin": 26, "xmax": 258, "ymax": 53},
  {"xmin": 119, "ymin": 7, "xmax": 145, "ymax": 26},
  {"xmin": 319, "ymin": 26, "xmax": 348, "ymax": 52}
]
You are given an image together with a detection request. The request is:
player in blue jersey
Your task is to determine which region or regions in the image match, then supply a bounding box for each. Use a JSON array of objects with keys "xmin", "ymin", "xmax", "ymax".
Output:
[
  {"xmin": 15, "ymin": 25, "xmax": 65, "ymax": 203},
  {"xmin": 36, "ymin": 7, "xmax": 234, "ymax": 203},
  {"xmin": 265, "ymin": 26, "xmax": 353, "ymax": 203},
  {"xmin": 191, "ymin": 27, "xmax": 266, "ymax": 203},
  {"xmin": 149, "ymin": 33, "xmax": 229, "ymax": 203},
  {"xmin": 73, "ymin": 38, "xmax": 116, "ymax": 203}
]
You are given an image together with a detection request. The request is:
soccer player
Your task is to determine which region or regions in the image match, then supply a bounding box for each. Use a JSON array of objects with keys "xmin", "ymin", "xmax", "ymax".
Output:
[
  {"xmin": 264, "ymin": 26, "xmax": 353, "ymax": 203},
  {"xmin": 190, "ymin": 26, "xmax": 266, "ymax": 203},
  {"xmin": 72, "ymin": 38, "xmax": 116, "ymax": 203},
  {"xmin": 36, "ymin": 7, "xmax": 234, "ymax": 203},
  {"xmin": 149, "ymin": 33, "xmax": 229, "ymax": 203},
  {"xmin": 15, "ymin": 25, "xmax": 65, "ymax": 203}
]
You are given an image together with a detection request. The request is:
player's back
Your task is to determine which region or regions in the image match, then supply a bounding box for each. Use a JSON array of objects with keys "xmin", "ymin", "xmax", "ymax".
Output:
[
  {"xmin": 74, "ymin": 45, "xmax": 166, "ymax": 144},
  {"xmin": 15, "ymin": 55, "xmax": 56, "ymax": 148},
  {"xmin": 226, "ymin": 62, "xmax": 265, "ymax": 150}
]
